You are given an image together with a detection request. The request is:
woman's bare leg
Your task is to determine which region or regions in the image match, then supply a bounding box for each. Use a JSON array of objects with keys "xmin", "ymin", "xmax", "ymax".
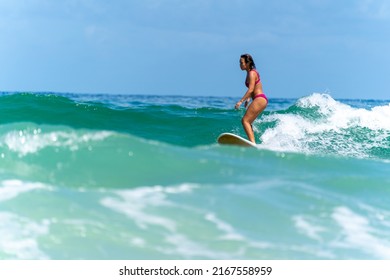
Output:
[{"xmin": 241, "ymin": 98, "xmax": 267, "ymax": 143}]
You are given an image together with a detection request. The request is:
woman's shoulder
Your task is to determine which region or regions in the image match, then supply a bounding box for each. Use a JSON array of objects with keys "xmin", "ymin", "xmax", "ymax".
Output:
[{"xmin": 249, "ymin": 69, "xmax": 259, "ymax": 76}]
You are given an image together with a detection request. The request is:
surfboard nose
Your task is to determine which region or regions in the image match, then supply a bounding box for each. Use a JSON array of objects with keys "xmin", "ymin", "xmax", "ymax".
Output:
[{"xmin": 217, "ymin": 133, "xmax": 256, "ymax": 147}]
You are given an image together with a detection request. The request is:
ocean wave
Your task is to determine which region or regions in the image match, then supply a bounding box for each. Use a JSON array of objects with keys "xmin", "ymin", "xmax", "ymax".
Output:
[
  {"xmin": 258, "ymin": 93, "xmax": 390, "ymax": 159},
  {"xmin": 5, "ymin": 92, "xmax": 389, "ymax": 160},
  {"xmin": 1, "ymin": 92, "xmax": 390, "ymax": 260}
]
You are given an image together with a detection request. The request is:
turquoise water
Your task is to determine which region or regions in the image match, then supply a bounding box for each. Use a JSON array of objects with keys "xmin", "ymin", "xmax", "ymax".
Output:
[{"xmin": 0, "ymin": 92, "xmax": 389, "ymax": 259}]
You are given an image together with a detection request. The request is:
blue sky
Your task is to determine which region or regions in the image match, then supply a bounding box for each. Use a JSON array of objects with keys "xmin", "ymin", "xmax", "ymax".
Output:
[{"xmin": 0, "ymin": 0, "xmax": 389, "ymax": 99}]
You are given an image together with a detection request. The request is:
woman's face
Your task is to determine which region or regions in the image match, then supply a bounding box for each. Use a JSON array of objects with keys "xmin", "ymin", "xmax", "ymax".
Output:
[{"xmin": 239, "ymin": 58, "xmax": 247, "ymax": 70}]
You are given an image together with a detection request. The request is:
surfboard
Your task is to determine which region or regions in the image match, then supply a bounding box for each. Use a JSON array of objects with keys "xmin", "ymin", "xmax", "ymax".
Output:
[{"xmin": 217, "ymin": 133, "xmax": 257, "ymax": 148}]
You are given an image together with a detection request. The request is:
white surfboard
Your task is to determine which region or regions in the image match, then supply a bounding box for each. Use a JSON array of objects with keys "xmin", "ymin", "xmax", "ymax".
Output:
[{"xmin": 217, "ymin": 133, "xmax": 257, "ymax": 148}]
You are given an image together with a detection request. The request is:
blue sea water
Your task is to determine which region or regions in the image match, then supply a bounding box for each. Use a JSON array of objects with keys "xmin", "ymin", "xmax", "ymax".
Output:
[{"xmin": 0, "ymin": 92, "xmax": 389, "ymax": 259}]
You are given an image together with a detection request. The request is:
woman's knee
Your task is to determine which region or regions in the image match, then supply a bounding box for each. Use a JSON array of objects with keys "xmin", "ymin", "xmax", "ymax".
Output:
[{"xmin": 241, "ymin": 116, "xmax": 250, "ymax": 126}]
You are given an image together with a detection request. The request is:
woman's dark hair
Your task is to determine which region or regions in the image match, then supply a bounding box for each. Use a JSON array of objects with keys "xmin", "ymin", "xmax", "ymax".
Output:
[{"xmin": 240, "ymin": 54, "xmax": 256, "ymax": 70}]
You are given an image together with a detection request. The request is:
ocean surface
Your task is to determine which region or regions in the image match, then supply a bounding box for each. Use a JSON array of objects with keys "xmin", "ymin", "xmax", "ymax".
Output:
[{"xmin": 0, "ymin": 92, "xmax": 389, "ymax": 260}]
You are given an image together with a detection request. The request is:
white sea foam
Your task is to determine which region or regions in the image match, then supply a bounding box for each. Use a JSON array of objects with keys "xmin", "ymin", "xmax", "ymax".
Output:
[
  {"xmin": 1, "ymin": 129, "xmax": 112, "ymax": 156},
  {"xmin": 293, "ymin": 215, "xmax": 326, "ymax": 242},
  {"xmin": 131, "ymin": 237, "xmax": 146, "ymax": 247},
  {"xmin": 0, "ymin": 180, "xmax": 52, "ymax": 259},
  {"xmin": 101, "ymin": 184, "xmax": 236, "ymax": 258},
  {"xmin": 101, "ymin": 184, "xmax": 270, "ymax": 258},
  {"xmin": 0, "ymin": 212, "xmax": 50, "ymax": 259},
  {"xmin": 162, "ymin": 232, "xmax": 233, "ymax": 259},
  {"xmin": 100, "ymin": 184, "xmax": 197, "ymax": 231},
  {"xmin": 260, "ymin": 114, "xmax": 311, "ymax": 152},
  {"xmin": 0, "ymin": 180, "xmax": 51, "ymax": 202},
  {"xmin": 259, "ymin": 93, "xmax": 390, "ymax": 158},
  {"xmin": 205, "ymin": 212, "xmax": 245, "ymax": 241},
  {"xmin": 332, "ymin": 206, "xmax": 390, "ymax": 259}
]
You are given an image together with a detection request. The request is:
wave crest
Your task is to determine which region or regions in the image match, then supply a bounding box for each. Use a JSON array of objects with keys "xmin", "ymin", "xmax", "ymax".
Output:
[{"xmin": 259, "ymin": 93, "xmax": 390, "ymax": 159}]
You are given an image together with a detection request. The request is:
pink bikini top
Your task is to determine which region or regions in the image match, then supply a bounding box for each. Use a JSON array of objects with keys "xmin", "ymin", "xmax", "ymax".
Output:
[{"xmin": 245, "ymin": 69, "xmax": 261, "ymax": 87}]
